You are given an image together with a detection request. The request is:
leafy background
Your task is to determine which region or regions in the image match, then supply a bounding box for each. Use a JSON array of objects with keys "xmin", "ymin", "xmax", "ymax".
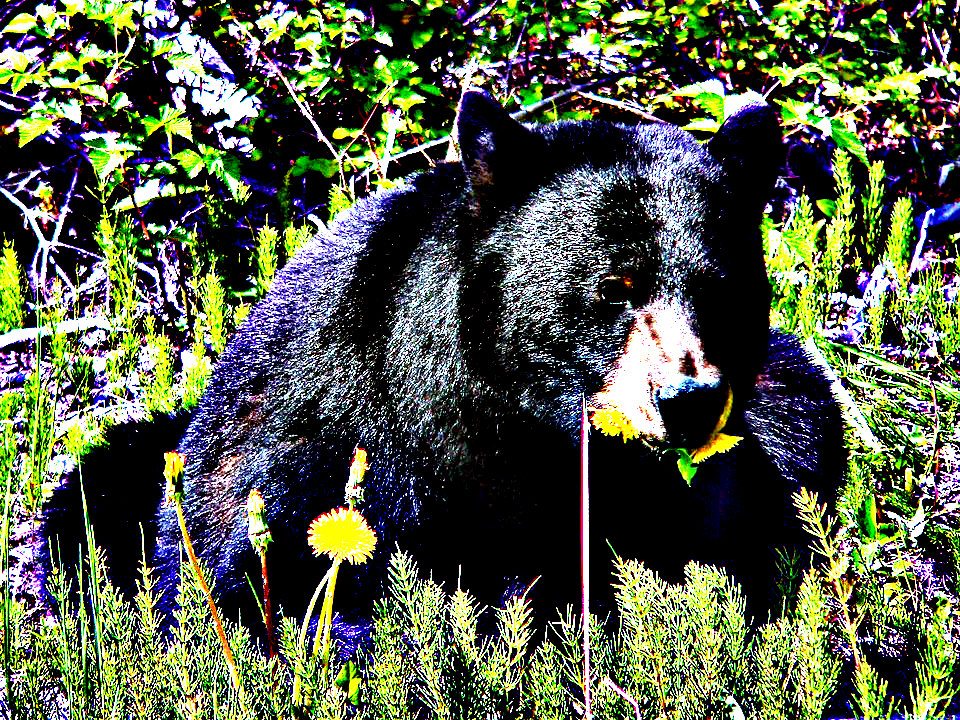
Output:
[{"xmin": 0, "ymin": 0, "xmax": 959, "ymax": 717}]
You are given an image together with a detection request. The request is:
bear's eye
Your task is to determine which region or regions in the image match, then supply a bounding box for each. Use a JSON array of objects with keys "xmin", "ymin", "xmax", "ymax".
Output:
[{"xmin": 596, "ymin": 276, "xmax": 633, "ymax": 307}]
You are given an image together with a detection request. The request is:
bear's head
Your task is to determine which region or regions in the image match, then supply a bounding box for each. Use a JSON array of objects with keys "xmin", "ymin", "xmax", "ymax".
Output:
[{"xmin": 456, "ymin": 90, "xmax": 783, "ymax": 451}]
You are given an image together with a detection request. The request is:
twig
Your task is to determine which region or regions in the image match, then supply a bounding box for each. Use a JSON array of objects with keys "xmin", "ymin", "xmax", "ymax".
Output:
[
  {"xmin": 357, "ymin": 74, "xmax": 630, "ymax": 181},
  {"xmin": 0, "ymin": 187, "xmax": 49, "ymax": 293},
  {"xmin": 908, "ymin": 208, "xmax": 934, "ymax": 279},
  {"xmin": 511, "ymin": 78, "xmax": 619, "ymax": 120},
  {"xmin": 577, "ymin": 91, "xmax": 669, "ymax": 123},
  {"xmin": 0, "ymin": 315, "xmax": 112, "ymax": 350},
  {"xmin": 602, "ymin": 677, "xmax": 641, "ymax": 720},
  {"xmin": 232, "ymin": 21, "xmax": 337, "ymax": 159},
  {"xmin": 43, "ymin": 166, "xmax": 80, "ymax": 289}
]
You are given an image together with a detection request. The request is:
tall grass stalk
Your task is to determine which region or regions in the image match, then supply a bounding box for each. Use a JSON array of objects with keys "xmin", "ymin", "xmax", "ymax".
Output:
[
  {"xmin": 25, "ymin": 347, "xmax": 53, "ymax": 515},
  {"xmin": 2, "ymin": 419, "xmax": 16, "ymax": 719}
]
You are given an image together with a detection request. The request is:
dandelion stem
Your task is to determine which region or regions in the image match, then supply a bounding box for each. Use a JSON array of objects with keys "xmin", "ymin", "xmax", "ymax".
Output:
[
  {"xmin": 314, "ymin": 561, "xmax": 341, "ymax": 681},
  {"xmin": 173, "ymin": 497, "xmax": 247, "ymax": 705},
  {"xmin": 260, "ymin": 551, "xmax": 275, "ymax": 658},
  {"xmin": 581, "ymin": 394, "xmax": 592, "ymax": 720},
  {"xmin": 294, "ymin": 563, "xmax": 336, "ymax": 705}
]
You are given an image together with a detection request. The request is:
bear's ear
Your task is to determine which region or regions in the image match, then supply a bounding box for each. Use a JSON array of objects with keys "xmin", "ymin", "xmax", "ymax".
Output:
[
  {"xmin": 455, "ymin": 89, "xmax": 545, "ymax": 209},
  {"xmin": 707, "ymin": 102, "xmax": 784, "ymax": 211}
]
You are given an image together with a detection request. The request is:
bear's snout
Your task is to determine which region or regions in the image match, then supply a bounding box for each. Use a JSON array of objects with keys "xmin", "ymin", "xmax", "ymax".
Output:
[{"xmin": 656, "ymin": 377, "xmax": 728, "ymax": 449}]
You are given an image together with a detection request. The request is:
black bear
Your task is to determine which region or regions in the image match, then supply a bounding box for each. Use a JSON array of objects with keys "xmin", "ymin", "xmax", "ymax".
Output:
[{"xmin": 45, "ymin": 90, "xmax": 846, "ymax": 636}]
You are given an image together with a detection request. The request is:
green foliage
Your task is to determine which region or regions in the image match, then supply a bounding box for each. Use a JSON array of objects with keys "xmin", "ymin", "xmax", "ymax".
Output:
[
  {"xmin": 179, "ymin": 341, "xmax": 212, "ymax": 411},
  {"xmin": 142, "ymin": 327, "xmax": 175, "ymax": 415},
  {"xmin": 284, "ymin": 225, "xmax": 312, "ymax": 263},
  {"xmin": 23, "ymin": 357, "xmax": 54, "ymax": 515},
  {"xmin": 863, "ymin": 160, "xmax": 885, "ymax": 261},
  {"xmin": 96, "ymin": 215, "xmax": 138, "ymax": 325},
  {"xmin": 884, "ymin": 197, "xmax": 914, "ymax": 292},
  {"xmin": 0, "ymin": 242, "xmax": 25, "ymax": 334},
  {"xmin": 200, "ymin": 271, "xmax": 228, "ymax": 356},
  {"xmin": 909, "ymin": 597, "xmax": 959, "ymax": 717},
  {"xmin": 256, "ymin": 226, "xmax": 280, "ymax": 297}
]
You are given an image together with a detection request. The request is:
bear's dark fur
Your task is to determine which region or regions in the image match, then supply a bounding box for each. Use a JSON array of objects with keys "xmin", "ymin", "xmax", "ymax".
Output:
[{"xmin": 44, "ymin": 90, "xmax": 846, "ymax": 634}]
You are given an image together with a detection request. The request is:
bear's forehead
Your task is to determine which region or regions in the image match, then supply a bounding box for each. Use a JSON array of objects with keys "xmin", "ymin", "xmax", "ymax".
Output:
[{"xmin": 524, "ymin": 160, "xmax": 717, "ymax": 235}]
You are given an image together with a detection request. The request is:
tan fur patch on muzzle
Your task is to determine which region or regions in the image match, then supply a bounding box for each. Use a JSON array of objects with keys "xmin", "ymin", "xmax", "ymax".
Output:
[{"xmin": 588, "ymin": 301, "xmax": 722, "ymax": 442}]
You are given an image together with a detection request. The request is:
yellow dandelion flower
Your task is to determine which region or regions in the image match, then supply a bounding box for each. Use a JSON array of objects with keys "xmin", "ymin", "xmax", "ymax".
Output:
[
  {"xmin": 589, "ymin": 406, "xmax": 641, "ymax": 441},
  {"xmin": 307, "ymin": 507, "xmax": 377, "ymax": 565},
  {"xmin": 690, "ymin": 432, "xmax": 743, "ymax": 463},
  {"xmin": 689, "ymin": 387, "xmax": 742, "ymax": 463}
]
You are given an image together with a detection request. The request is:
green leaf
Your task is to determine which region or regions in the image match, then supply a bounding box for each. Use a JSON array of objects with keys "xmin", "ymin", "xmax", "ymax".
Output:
[
  {"xmin": 859, "ymin": 492, "xmax": 878, "ymax": 539},
  {"xmin": 4, "ymin": 13, "xmax": 37, "ymax": 33},
  {"xmin": 2, "ymin": 51, "xmax": 31, "ymax": 73},
  {"xmin": 816, "ymin": 199, "xmax": 836, "ymax": 217},
  {"xmin": 57, "ymin": 100, "xmax": 82, "ymax": 124},
  {"xmin": 110, "ymin": 92, "xmax": 131, "ymax": 111},
  {"xmin": 168, "ymin": 116, "xmax": 192, "ymax": 141},
  {"xmin": 777, "ymin": 98, "xmax": 815, "ymax": 125},
  {"xmin": 684, "ymin": 118, "xmax": 720, "ymax": 132},
  {"xmin": 335, "ymin": 659, "xmax": 362, "ymax": 706},
  {"xmin": 88, "ymin": 147, "xmax": 120, "ymax": 181},
  {"xmin": 675, "ymin": 450, "xmax": 698, "ymax": 485},
  {"xmin": 411, "ymin": 28, "xmax": 434, "ymax": 49},
  {"xmin": 112, "ymin": 3, "xmax": 137, "ymax": 32},
  {"xmin": 36, "ymin": 5, "xmax": 57, "ymax": 26},
  {"xmin": 174, "ymin": 149, "xmax": 203, "ymax": 178},
  {"xmin": 612, "ymin": 9, "xmax": 647, "ymax": 23},
  {"xmin": 48, "ymin": 52, "xmax": 80, "ymax": 73},
  {"xmin": 143, "ymin": 116, "xmax": 163, "ymax": 137},
  {"xmin": 332, "ymin": 127, "xmax": 360, "ymax": 140},
  {"xmin": 168, "ymin": 52, "xmax": 204, "ymax": 75},
  {"xmin": 828, "ymin": 120, "xmax": 868, "ymax": 165},
  {"xmin": 152, "ymin": 39, "xmax": 175, "ymax": 56},
  {"xmin": 877, "ymin": 72, "xmax": 924, "ymax": 97},
  {"xmin": 18, "ymin": 116, "xmax": 54, "ymax": 146},
  {"xmin": 770, "ymin": 61, "xmax": 824, "ymax": 86}
]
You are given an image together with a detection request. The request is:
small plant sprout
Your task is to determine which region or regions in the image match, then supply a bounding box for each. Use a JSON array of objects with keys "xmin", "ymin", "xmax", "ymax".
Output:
[
  {"xmin": 589, "ymin": 386, "xmax": 742, "ymax": 486},
  {"xmin": 246, "ymin": 488, "xmax": 275, "ymax": 658},
  {"xmin": 295, "ymin": 448, "xmax": 377, "ymax": 707},
  {"xmin": 164, "ymin": 451, "xmax": 249, "ymax": 710}
]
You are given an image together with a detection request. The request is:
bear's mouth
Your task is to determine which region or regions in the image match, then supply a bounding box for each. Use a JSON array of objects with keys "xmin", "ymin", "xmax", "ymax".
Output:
[{"xmin": 588, "ymin": 383, "xmax": 742, "ymax": 462}]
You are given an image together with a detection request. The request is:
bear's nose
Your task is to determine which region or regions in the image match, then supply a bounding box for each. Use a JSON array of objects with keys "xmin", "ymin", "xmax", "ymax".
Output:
[{"xmin": 656, "ymin": 378, "xmax": 728, "ymax": 449}]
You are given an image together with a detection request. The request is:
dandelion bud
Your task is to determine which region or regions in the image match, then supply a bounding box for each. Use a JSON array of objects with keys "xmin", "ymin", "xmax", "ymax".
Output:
[
  {"xmin": 163, "ymin": 451, "xmax": 186, "ymax": 503},
  {"xmin": 345, "ymin": 447, "xmax": 369, "ymax": 506},
  {"xmin": 246, "ymin": 488, "xmax": 273, "ymax": 553}
]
